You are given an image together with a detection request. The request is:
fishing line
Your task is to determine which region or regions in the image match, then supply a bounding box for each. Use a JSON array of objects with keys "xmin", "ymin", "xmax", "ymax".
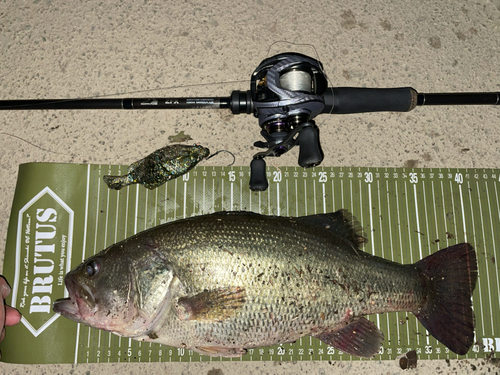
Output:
[
  {"xmin": 263, "ymin": 40, "xmax": 335, "ymax": 121},
  {"xmin": 206, "ymin": 150, "xmax": 236, "ymax": 166},
  {"xmin": 4, "ymin": 41, "xmax": 323, "ymax": 109},
  {"xmin": 0, "ymin": 42, "xmax": 329, "ymax": 157},
  {"xmin": 265, "ymin": 40, "xmax": 323, "ymax": 61},
  {"xmin": 0, "ymin": 79, "xmax": 251, "ymax": 110},
  {"xmin": 0, "ymin": 79, "xmax": 251, "ymax": 154},
  {"xmin": 0, "ymin": 131, "xmax": 65, "ymax": 155}
]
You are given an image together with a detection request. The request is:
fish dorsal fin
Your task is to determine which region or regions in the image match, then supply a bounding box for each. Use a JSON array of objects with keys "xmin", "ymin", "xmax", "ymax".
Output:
[
  {"xmin": 316, "ymin": 316, "xmax": 384, "ymax": 358},
  {"xmin": 297, "ymin": 209, "xmax": 367, "ymax": 248},
  {"xmin": 177, "ymin": 287, "xmax": 246, "ymax": 323}
]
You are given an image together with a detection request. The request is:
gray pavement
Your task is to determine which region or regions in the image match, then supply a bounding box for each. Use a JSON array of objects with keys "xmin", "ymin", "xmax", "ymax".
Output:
[{"xmin": 1, "ymin": 0, "xmax": 499, "ymax": 373}]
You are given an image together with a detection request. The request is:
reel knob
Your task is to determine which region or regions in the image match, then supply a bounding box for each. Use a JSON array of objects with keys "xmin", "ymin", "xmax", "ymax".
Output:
[
  {"xmin": 297, "ymin": 123, "xmax": 323, "ymax": 168},
  {"xmin": 249, "ymin": 158, "xmax": 268, "ymax": 191}
]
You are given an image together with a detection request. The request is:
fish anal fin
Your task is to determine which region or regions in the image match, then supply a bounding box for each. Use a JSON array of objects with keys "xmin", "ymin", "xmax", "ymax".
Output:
[
  {"xmin": 316, "ymin": 317, "xmax": 384, "ymax": 358},
  {"xmin": 177, "ymin": 287, "xmax": 246, "ymax": 322},
  {"xmin": 298, "ymin": 209, "xmax": 367, "ymax": 248},
  {"xmin": 194, "ymin": 346, "xmax": 247, "ymax": 357}
]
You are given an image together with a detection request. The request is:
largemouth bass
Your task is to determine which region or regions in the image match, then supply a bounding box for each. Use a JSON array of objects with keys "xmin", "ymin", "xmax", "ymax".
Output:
[
  {"xmin": 53, "ymin": 210, "xmax": 477, "ymax": 358},
  {"xmin": 103, "ymin": 144, "xmax": 209, "ymax": 190}
]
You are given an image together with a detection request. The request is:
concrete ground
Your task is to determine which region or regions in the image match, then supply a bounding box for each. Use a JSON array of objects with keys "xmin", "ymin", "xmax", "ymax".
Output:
[{"xmin": 0, "ymin": 0, "xmax": 499, "ymax": 373}]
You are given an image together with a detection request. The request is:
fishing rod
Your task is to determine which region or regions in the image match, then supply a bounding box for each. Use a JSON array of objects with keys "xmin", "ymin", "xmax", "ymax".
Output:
[{"xmin": 1, "ymin": 53, "xmax": 499, "ymax": 191}]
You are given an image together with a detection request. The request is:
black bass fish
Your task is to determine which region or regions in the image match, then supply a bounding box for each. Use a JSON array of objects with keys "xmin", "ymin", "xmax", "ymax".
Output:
[
  {"xmin": 103, "ymin": 144, "xmax": 209, "ymax": 190},
  {"xmin": 53, "ymin": 210, "xmax": 477, "ymax": 358}
]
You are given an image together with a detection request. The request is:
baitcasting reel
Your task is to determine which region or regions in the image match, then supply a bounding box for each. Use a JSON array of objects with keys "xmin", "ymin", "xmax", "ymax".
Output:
[
  {"xmin": 247, "ymin": 53, "xmax": 329, "ymax": 190},
  {"xmin": 1, "ymin": 53, "xmax": 499, "ymax": 191}
]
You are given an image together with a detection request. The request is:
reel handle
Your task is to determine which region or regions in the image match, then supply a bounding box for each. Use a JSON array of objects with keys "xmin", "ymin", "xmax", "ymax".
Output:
[
  {"xmin": 249, "ymin": 158, "xmax": 269, "ymax": 191},
  {"xmin": 297, "ymin": 124, "xmax": 323, "ymax": 168}
]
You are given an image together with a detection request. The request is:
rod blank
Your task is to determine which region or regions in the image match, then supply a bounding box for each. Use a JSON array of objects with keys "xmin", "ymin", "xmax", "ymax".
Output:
[
  {"xmin": 417, "ymin": 92, "xmax": 500, "ymax": 106},
  {"xmin": 0, "ymin": 98, "xmax": 231, "ymax": 110}
]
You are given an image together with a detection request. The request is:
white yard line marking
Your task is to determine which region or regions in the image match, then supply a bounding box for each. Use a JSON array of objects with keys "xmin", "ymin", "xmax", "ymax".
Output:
[{"xmin": 476, "ymin": 180, "xmax": 495, "ymax": 334}]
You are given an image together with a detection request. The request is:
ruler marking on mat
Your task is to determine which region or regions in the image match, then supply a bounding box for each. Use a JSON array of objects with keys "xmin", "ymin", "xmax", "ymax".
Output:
[{"xmin": 4, "ymin": 165, "xmax": 498, "ymax": 364}]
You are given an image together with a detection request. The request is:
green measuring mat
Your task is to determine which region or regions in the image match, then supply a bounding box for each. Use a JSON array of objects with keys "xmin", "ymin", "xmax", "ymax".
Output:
[{"xmin": 1, "ymin": 163, "xmax": 498, "ymax": 364}]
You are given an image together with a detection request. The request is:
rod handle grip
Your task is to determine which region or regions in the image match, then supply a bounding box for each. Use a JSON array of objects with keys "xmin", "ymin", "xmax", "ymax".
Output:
[{"xmin": 323, "ymin": 87, "xmax": 418, "ymax": 114}]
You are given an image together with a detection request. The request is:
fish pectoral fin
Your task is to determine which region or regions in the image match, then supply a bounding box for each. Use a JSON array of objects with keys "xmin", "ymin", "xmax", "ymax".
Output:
[
  {"xmin": 316, "ymin": 316, "xmax": 384, "ymax": 358},
  {"xmin": 194, "ymin": 346, "xmax": 247, "ymax": 357},
  {"xmin": 176, "ymin": 286, "xmax": 246, "ymax": 322}
]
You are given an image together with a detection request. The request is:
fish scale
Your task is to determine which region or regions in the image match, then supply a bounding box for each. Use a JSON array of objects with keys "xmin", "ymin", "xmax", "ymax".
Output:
[{"xmin": 54, "ymin": 210, "xmax": 476, "ymax": 358}]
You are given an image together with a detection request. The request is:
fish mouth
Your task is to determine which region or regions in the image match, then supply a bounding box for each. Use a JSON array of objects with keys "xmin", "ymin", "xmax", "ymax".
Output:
[
  {"xmin": 53, "ymin": 278, "xmax": 96, "ymax": 323},
  {"xmin": 53, "ymin": 296, "xmax": 80, "ymax": 319}
]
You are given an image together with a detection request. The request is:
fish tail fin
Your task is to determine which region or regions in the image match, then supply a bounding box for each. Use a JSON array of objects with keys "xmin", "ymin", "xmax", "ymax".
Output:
[
  {"xmin": 103, "ymin": 175, "xmax": 132, "ymax": 190},
  {"xmin": 413, "ymin": 243, "xmax": 477, "ymax": 355}
]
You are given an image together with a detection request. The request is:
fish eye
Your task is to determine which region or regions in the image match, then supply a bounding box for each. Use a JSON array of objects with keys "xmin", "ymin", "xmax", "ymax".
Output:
[{"xmin": 84, "ymin": 260, "xmax": 100, "ymax": 277}]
